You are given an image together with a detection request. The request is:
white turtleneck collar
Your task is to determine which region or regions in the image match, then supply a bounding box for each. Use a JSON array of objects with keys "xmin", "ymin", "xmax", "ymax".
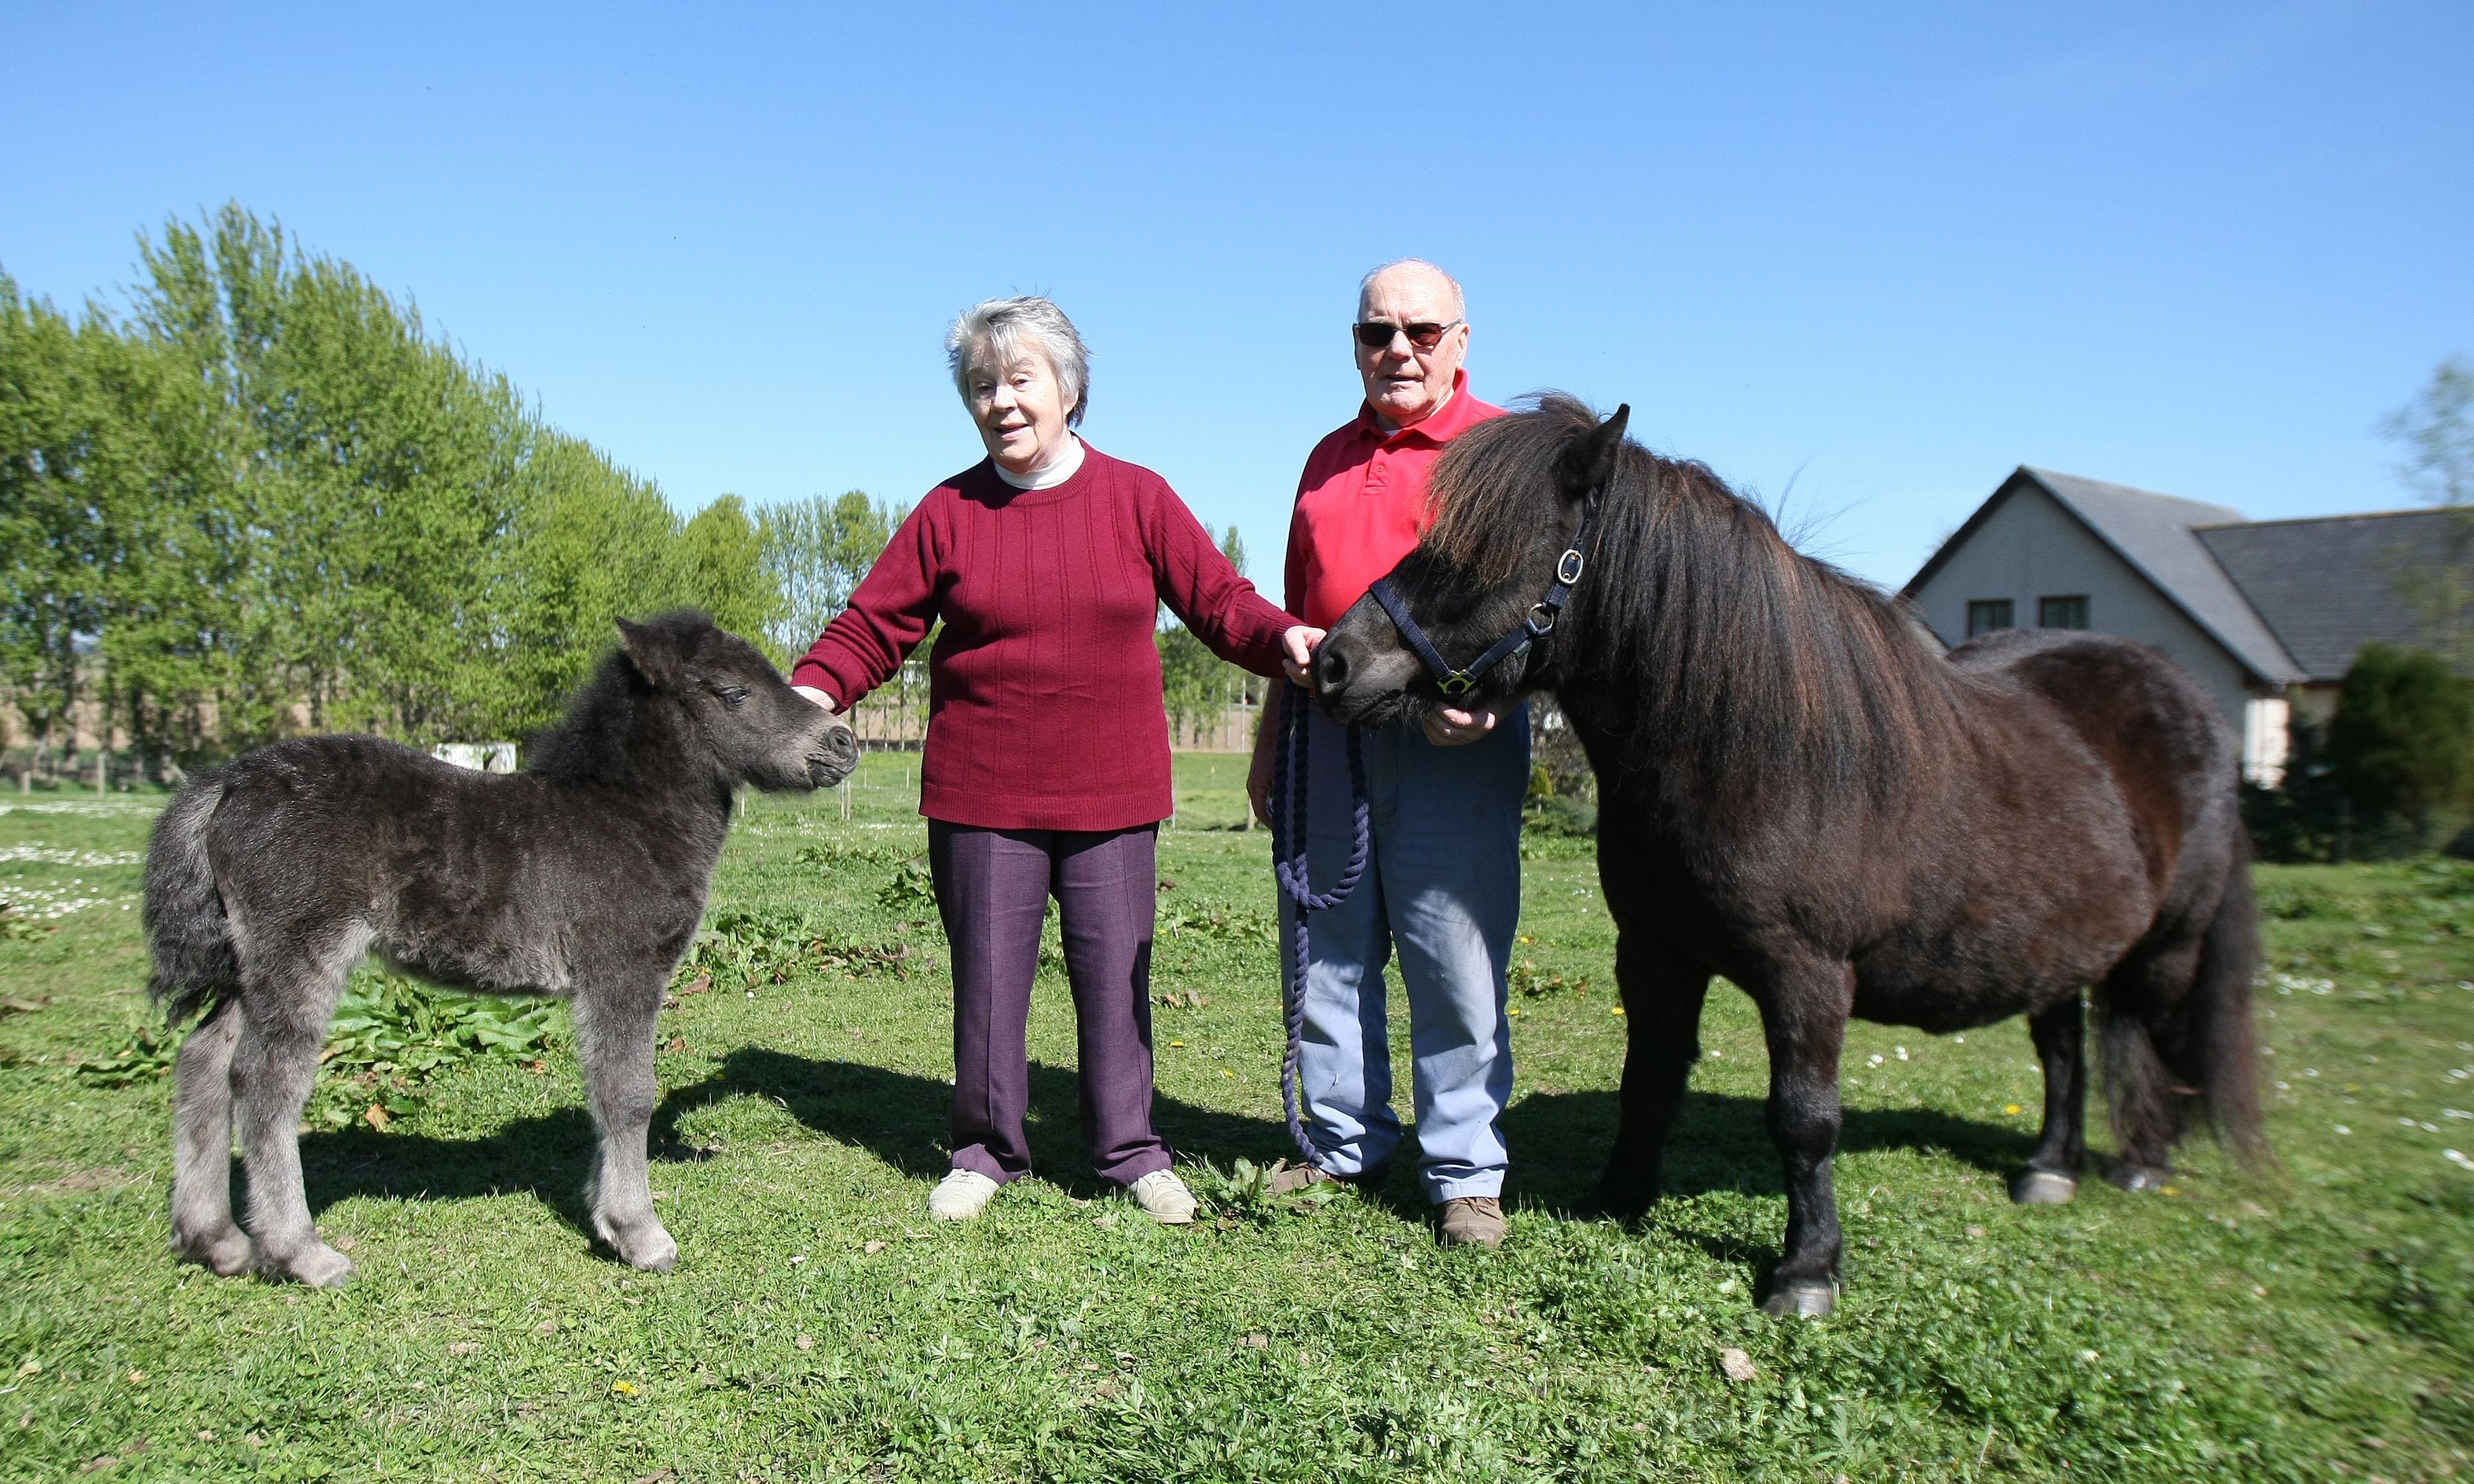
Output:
[{"xmin": 993, "ymin": 433, "xmax": 1086, "ymax": 491}]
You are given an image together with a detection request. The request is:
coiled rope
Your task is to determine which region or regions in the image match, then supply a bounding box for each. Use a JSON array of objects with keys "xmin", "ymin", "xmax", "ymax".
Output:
[{"xmin": 1267, "ymin": 681, "xmax": 1372, "ymax": 1168}]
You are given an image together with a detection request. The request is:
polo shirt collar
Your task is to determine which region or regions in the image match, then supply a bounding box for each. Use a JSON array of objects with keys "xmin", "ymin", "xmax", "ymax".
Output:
[{"xmin": 1354, "ymin": 369, "xmax": 1481, "ymax": 446}]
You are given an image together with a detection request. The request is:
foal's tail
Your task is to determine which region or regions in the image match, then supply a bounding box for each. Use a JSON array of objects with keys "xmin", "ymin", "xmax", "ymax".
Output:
[
  {"xmin": 143, "ymin": 776, "xmax": 237, "ymax": 1026},
  {"xmin": 2102, "ymin": 828, "xmax": 2270, "ymax": 1167}
]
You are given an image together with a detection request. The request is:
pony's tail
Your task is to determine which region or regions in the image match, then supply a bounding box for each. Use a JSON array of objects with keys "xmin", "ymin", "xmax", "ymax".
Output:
[
  {"xmin": 143, "ymin": 775, "xmax": 236, "ymax": 1026},
  {"xmin": 2102, "ymin": 830, "xmax": 2270, "ymax": 1169}
]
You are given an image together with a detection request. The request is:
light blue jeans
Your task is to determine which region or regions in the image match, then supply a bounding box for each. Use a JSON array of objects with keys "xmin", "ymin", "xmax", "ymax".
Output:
[{"xmin": 1279, "ymin": 701, "xmax": 1528, "ymax": 1202}]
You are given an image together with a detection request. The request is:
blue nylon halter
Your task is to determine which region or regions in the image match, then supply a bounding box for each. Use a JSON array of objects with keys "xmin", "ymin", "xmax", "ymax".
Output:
[{"xmin": 1366, "ymin": 497, "xmax": 1600, "ymax": 698}]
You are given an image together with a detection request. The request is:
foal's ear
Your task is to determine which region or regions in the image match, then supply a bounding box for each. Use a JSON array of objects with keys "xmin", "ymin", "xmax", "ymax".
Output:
[
  {"xmin": 1555, "ymin": 404, "xmax": 1631, "ymax": 501},
  {"xmin": 616, "ymin": 617, "xmax": 684, "ymax": 688}
]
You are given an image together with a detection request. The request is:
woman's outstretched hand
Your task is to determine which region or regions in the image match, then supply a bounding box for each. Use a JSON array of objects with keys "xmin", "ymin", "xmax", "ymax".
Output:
[
  {"xmin": 1280, "ymin": 626, "xmax": 1324, "ymax": 689},
  {"xmin": 793, "ymin": 685, "xmax": 837, "ymax": 711}
]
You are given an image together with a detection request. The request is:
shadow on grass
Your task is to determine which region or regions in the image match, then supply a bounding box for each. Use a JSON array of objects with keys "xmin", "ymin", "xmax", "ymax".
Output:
[
  {"xmin": 1502, "ymin": 1088, "xmax": 2037, "ymax": 1211},
  {"xmin": 1500, "ymin": 1088, "xmax": 2044, "ymax": 1277},
  {"xmin": 297, "ymin": 1048, "xmax": 1311, "ymax": 1234},
  {"xmin": 651, "ymin": 1047, "xmax": 1304, "ymax": 1201},
  {"xmin": 299, "ymin": 1108, "xmax": 603, "ymax": 1236},
  {"xmin": 296, "ymin": 1057, "xmax": 2036, "ymax": 1264}
]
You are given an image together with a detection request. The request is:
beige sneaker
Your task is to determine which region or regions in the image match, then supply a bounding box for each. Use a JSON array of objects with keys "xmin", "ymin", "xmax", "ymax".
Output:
[
  {"xmin": 927, "ymin": 1168, "xmax": 1001, "ymax": 1221},
  {"xmin": 1436, "ymin": 1196, "xmax": 1506, "ymax": 1249},
  {"xmin": 1126, "ymin": 1169, "xmax": 1198, "ymax": 1225}
]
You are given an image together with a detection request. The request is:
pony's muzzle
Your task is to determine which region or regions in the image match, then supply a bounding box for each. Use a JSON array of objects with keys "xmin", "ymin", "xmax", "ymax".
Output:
[
  {"xmin": 808, "ymin": 723, "xmax": 861, "ymax": 788},
  {"xmin": 1313, "ymin": 615, "xmax": 1428, "ymax": 725}
]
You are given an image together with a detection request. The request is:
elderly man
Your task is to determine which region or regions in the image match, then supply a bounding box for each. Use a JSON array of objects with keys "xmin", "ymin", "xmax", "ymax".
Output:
[{"xmin": 1247, "ymin": 259, "xmax": 1525, "ymax": 1248}]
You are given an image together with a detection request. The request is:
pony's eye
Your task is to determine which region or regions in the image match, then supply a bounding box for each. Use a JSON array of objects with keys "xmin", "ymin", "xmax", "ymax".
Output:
[{"xmin": 718, "ymin": 687, "xmax": 750, "ymax": 708}]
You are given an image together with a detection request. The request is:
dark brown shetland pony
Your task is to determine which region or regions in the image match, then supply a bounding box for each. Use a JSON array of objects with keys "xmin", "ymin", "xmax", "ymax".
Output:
[{"xmin": 1315, "ymin": 398, "xmax": 2266, "ymax": 1316}]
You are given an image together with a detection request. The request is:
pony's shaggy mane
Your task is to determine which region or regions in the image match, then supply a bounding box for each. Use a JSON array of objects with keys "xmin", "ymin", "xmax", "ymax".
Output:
[
  {"xmin": 523, "ymin": 610, "xmax": 718, "ymax": 787},
  {"xmin": 1425, "ymin": 396, "xmax": 1968, "ymax": 795}
]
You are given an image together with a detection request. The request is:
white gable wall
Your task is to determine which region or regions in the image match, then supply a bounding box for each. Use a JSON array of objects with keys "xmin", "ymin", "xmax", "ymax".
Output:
[{"xmin": 1909, "ymin": 484, "xmax": 2265, "ymax": 761}]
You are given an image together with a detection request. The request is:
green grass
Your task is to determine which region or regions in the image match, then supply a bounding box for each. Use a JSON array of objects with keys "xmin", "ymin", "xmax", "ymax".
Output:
[{"xmin": 1, "ymin": 756, "xmax": 2470, "ymax": 1481}]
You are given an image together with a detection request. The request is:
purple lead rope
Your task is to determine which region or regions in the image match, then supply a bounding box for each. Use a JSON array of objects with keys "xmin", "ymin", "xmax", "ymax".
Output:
[{"xmin": 1268, "ymin": 681, "xmax": 1371, "ymax": 1169}]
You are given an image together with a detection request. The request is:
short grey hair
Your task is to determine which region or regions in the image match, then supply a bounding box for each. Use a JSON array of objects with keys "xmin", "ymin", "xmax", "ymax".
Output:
[
  {"xmin": 945, "ymin": 296, "xmax": 1090, "ymax": 427},
  {"xmin": 1357, "ymin": 259, "xmax": 1467, "ymax": 320}
]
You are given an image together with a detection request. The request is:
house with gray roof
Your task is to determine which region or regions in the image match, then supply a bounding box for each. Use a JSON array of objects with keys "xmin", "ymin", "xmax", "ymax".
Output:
[{"xmin": 1903, "ymin": 466, "xmax": 2470, "ymax": 786}]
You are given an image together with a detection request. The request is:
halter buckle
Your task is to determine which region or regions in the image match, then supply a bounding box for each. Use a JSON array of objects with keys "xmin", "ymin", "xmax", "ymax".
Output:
[
  {"xmin": 1555, "ymin": 549, "xmax": 1586, "ymax": 585},
  {"xmin": 1439, "ymin": 673, "xmax": 1476, "ymax": 697}
]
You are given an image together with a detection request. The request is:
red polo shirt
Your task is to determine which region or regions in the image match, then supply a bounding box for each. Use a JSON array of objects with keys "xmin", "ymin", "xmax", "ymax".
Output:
[{"xmin": 1282, "ymin": 370, "xmax": 1505, "ymax": 627}]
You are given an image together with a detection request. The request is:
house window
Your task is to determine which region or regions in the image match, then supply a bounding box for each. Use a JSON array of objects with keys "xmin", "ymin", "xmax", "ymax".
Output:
[
  {"xmin": 1966, "ymin": 600, "xmax": 2014, "ymax": 638},
  {"xmin": 2039, "ymin": 595, "xmax": 2089, "ymax": 630}
]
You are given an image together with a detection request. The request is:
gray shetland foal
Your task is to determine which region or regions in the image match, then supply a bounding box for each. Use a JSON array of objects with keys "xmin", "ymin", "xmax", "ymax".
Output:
[{"xmin": 144, "ymin": 614, "xmax": 859, "ymax": 1286}]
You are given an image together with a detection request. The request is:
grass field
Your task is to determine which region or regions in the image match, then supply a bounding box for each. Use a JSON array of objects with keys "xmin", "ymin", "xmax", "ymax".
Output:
[{"xmin": 2, "ymin": 752, "xmax": 2471, "ymax": 1481}]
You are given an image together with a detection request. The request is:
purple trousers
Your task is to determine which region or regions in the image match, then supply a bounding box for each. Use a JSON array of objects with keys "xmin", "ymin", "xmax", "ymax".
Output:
[{"xmin": 928, "ymin": 821, "xmax": 1167, "ymax": 1187}]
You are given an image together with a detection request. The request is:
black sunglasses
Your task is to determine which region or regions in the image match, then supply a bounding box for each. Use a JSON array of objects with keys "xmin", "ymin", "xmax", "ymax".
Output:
[{"xmin": 1353, "ymin": 319, "xmax": 1461, "ymax": 352}]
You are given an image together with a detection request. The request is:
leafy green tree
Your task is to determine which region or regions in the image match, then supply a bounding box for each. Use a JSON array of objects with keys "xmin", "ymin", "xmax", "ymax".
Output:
[
  {"xmin": 759, "ymin": 490, "xmax": 903, "ymax": 659},
  {"xmin": 1, "ymin": 203, "xmax": 782, "ymax": 761},
  {"xmin": 1157, "ymin": 524, "xmax": 1260, "ymax": 738},
  {"xmin": 0, "ymin": 277, "xmax": 109, "ymax": 756},
  {"xmin": 2327, "ymin": 643, "xmax": 2474, "ymax": 839},
  {"xmin": 484, "ymin": 431, "xmax": 691, "ymax": 734},
  {"xmin": 2381, "ymin": 356, "xmax": 2474, "ymax": 664},
  {"xmin": 681, "ymin": 495, "xmax": 786, "ymax": 658},
  {"xmin": 2383, "ymin": 355, "xmax": 2474, "ymax": 507}
]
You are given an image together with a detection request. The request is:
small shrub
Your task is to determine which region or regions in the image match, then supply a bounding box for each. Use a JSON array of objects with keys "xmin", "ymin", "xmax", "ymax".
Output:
[
  {"xmin": 1509, "ymin": 958, "xmax": 1591, "ymax": 998},
  {"xmin": 1158, "ymin": 903, "xmax": 1276, "ymax": 945},
  {"xmin": 677, "ymin": 907, "xmax": 915, "ymax": 988},
  {"xmin": 1181, "ymin": 1156, "xmax": 1339, "ymax": 1223},
  {"xmin": 878, "ymin": 858, "xmax": 936, "ymax": 912},
  {"xmin": 2329, "ymin": 643, "xmax": 2474, "ymax": 843},
  {"xmin": 74, "ymin": 1022, "xmax": 182, "ymax": 1086},
  {"xmin": 794, "ymin": 841, "xmax": 897, "ymax": 868},
  {"xmin": 0, "ymin": 900, "xmax": 50, "ymax": 941},
  {"xmin": 1524, "ymin": 795, "xmax": 1597, "ymax": 839},
  {"xmin": 2363, "ymin": 1181, "xmax": 2474, "ymax": 1352}
]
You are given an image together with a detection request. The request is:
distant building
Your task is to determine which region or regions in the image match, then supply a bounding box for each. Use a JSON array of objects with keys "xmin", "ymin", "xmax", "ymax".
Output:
[{"xmin": 1903, "ymin": 466, "xmax": 2471, "ymax": 786}]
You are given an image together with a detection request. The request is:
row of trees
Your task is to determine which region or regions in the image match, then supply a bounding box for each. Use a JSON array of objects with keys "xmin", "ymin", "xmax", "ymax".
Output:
[{"xmin": 5, "ymin": 207, "xmax": 1251, "ymax": 772}]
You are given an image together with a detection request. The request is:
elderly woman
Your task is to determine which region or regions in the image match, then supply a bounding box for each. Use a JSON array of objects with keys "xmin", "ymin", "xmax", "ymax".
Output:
[{"xmin": 792, "ymin": 297, "xmax": 1317, "ymax": 1223}]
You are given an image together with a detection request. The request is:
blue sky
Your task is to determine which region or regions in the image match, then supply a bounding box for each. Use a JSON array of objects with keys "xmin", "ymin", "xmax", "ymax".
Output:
[{"xmin": 5, "ymin": 3, "xmax": 2468, "ymax": 590}]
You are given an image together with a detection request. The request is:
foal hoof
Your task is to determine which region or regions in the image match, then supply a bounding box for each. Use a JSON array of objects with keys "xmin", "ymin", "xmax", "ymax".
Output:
[
  {"xmin": 2011, "ymin": 1170, "xmax": 2079, "ymax": 1205},
  {"xmin": 2107, "ymin": 1163, "xmax": 2173, "ymax": 1194},
  {"xmin": 175, "ymin": 1225, "xmax": 255, "ymax": 1277},
  {"xmin": 628, "ymin": 1232, "xmax": 680, "ymax": 1273},
  {"xmin": 265, "ymin": 1242, "xmax": 354, "ymax": 1289},
  {"xmin": 597, "ymin": 1219, "xmax": 679, "ymax": 1273},
  {"xmin": 1759, "ymin": 1281, "xmax": 1837, "ymax": 1318}
]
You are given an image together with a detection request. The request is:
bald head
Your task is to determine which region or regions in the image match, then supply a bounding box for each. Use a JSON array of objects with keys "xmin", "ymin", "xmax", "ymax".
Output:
[
  {"xmin": 1353, "ymin": 259, "xmax": 1470, "ymax": 430},
  {"xmin": 1357, "ymin": 259, "xmax": 1466, "ymax": 321}
]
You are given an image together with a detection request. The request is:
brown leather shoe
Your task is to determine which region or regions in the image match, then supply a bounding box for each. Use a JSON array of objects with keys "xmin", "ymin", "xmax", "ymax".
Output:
[
  {"xmin": 1436, "ymin": 1196, "xmax": 1506, "ymax": 1249},
  {"xmin": 1266, "ymin": 1159, "xmax": 1389, "ymax": 1196}
]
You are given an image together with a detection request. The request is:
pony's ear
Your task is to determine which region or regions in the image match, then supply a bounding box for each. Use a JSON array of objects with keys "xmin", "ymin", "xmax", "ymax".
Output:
[
  {"xmin": 1556, "ymin": 404, "xmax": 1631, "ymax": 501},
  {"xmin": 616, "ymin": 617, "xmax": 684, "ymax": 687}
]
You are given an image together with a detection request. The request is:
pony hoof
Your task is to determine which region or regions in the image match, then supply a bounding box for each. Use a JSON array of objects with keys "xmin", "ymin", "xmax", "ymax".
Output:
[
  {"xmin": 599, "ymin": 1220, "xmax": 679, "ymax": 1272},
  {"xmin": 629, "ymin": 1234, "xmax": 680, "ymax": 1273},
  {"xmin": 1759, "ymin": 1281, "xmax": 1837, "ymax": 1318},
  {"xmin": 176, "ymin": 1225, "xmax": 255, "ymax": 1276},
  {"xmin": 2108, "ymin": 1163, "xmax": 2172, "ymax": 1194},
  {"xmin": 2011, "ymin": 1171, "xmax": 2078, "ymax": 1205},
  {"xmin": 267, "ymin": 1243, "xmax": 354, "ymax": 1289}
]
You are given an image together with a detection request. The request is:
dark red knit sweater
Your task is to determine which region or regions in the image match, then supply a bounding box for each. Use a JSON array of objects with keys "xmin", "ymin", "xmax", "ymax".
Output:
[{"xmin": 792, "ymin": 445, "xmax": 1293, "ymax": 830}]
